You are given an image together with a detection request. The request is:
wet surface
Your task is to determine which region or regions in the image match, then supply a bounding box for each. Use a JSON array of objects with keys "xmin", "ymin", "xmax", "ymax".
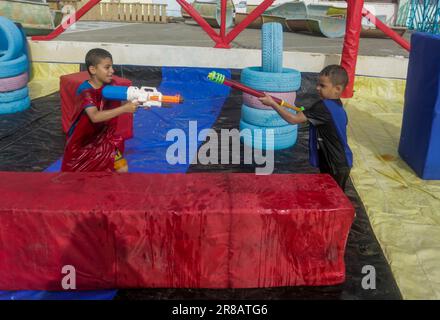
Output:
[{"xmin": 0, "ymin": 67, "xmax": 402, "ymax": 299}]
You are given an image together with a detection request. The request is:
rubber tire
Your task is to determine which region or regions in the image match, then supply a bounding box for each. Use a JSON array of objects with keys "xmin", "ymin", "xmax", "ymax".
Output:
[
  {"xmin": 241, "ymin": 66, "xmax": 301, "ymax": 92},
  {"xmin": 0, "ymin": 72, "xmax": 28, "ymax": 92},
  {"xmin": 15, "ymin": 23, "xmax": 29, "ymax": 58},
  {"xmin": 239, "ymin": 119, "xmax": 298, "ymax": 150},
  {"xmin": 243, "ymin": 91, "xmax": 296, "ymax": 110},
  {"xmin": 262, "ymin": 22, "xmax": 283, "ymax": 73},
  {"xmin": 0, "ymin": 16, "xmax": 24, "ymax": 62},
  {"xmin": 0, "ymin": 95, "xmax": 30, "ymax": 115},
  {"xmin": 0, "ymin": 54, "xmax": 28, "ymax": 78},
  {"xmin": 15, "ymin": 23, "xmax": 30, "ymax": 74},
  {"xmin": 241, "ymin": 104, "xmax": 296, "ymax": 127},
  {"xmin": 0, "ymin": 87, "xmax": 29, "ymax": 103}
]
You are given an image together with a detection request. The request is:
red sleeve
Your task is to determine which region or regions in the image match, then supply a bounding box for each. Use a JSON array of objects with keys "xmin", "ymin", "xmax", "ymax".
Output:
[{"xmin": 79, "ymin": 89, "xmax": 97, "ymax": 109}]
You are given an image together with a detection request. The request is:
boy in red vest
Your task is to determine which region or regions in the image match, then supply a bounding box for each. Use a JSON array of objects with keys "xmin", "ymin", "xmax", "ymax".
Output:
[{"xmin": 62, "ymin": 48, "xmax": 139, "ymax": 172}]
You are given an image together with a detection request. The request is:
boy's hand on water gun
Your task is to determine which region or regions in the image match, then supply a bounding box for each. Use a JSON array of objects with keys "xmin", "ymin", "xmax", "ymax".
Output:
[
  {"xmin": 258, "ymin": 94, "xmax": 277, "ymax": 108},
  {"xmin": 123, "ymin": 100, "xmax": 140, "ymax": 113}
]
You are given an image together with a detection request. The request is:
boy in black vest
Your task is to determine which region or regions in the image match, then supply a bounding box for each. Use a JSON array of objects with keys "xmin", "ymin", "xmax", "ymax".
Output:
[{"xmin": 259, "ymin": 65, "xmax": 353, "ymax": 191}]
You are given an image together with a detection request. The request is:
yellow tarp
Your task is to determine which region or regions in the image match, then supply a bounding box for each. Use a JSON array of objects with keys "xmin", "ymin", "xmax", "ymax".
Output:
[
  {"xmin": 345, "ymin": 76, "xmax": 440, "ymax": 300},
  {"xmin": 28, "ymin": 63, "xmax": 80, "ymax": 100}
]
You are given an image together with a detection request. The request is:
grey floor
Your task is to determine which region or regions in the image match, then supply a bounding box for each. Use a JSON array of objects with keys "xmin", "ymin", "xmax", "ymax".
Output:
[{"xmin": 57, "ymin": 21, "xmax": 411, "ymax": 58}]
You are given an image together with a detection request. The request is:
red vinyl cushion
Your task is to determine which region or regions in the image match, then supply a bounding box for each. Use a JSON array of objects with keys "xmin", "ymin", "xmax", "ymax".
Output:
[{"xmin": 0, "ymin": 172, "xmax": 354, "ymax": 290}]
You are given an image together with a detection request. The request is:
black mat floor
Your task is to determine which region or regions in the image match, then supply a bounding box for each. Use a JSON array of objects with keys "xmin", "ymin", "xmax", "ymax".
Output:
[{"xmin": 0, "ymin": 66, "xmax": 401, "ymax": 300}]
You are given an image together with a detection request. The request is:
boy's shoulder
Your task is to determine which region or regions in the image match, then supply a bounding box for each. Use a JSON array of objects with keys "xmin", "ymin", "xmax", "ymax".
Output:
[
  {"xmin": 321, "ymin": 99, "xmax": 346, "ymax": 112},
  {"xmin": 76, "ymin": 80, "xmax": 93, "ymax": 96}
]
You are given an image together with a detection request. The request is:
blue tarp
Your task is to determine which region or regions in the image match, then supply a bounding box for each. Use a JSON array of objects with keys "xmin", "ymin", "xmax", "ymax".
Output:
[
  {"xmin": 125, "ymin": 67, "xmax": 230, "ymax": 172},
  {"xmin": 0, "ymin": 290, "xmax": 117, "ymax": 300},
  {"xmin": 1, "ymin": 66, "xmax": 231, "ymax": 300}
]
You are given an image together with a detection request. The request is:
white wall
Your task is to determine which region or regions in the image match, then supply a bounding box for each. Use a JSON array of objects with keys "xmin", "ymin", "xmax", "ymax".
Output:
[{"xmin": 28, "ymin": 40, "xmax": 409, "ymax": 79}]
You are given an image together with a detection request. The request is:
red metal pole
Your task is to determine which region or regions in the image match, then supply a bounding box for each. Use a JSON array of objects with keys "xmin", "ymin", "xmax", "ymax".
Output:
[
  {"xmin": 362, "ymin": 8, "xmax": 410, "ymax": 52},
  {"xmin": 32, "ymin": 0, "xmax": 102, "ymax": 41},
  {"xmin": 215, "ymin": 0, "xmax": 230, "ymax": 48},
  {"xmin": 177, "ymin": 0, "xmax": 221, "ymax": 44},
  {"xmin": 340, "ymin": 0, "xmax": 364, "ymax": 98},
  {"xmin": 177, "ymin": 0, "xmax": 274, "ymax": 47},
  {"xmin": 220, "ymin": 0, "xmax": 227, "ymax": 39},
  {"xmin": 225, "ymin": 0, "xmax": 274, "ymax": 44}
]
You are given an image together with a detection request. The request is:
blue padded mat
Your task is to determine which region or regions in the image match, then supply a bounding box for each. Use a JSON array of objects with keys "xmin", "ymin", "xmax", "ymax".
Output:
[{"xmin": 399, "ymin": 32, "xmax": 440, "ymax": 179}]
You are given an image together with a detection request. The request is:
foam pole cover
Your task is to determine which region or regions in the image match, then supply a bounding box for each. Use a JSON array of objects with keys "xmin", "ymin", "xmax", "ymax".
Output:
[
  {"xmin": 102, "ymin": 85, "xmax": 129, "ymax": 101},
  {"xmin": 340, "ymin": 0, "xmax": 364, "ymax": 98}
]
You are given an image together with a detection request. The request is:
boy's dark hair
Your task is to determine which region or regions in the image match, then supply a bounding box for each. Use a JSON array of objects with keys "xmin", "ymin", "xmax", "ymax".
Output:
[
  {"xmin": 320, "ymin": 65, "xmax": 349, "ymax": 89},
  {"xmin": 85, "ymin": 48, "xmax": 112, "ymax": 75}
]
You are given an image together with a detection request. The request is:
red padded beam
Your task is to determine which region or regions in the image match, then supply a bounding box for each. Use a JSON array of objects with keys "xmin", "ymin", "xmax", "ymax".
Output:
[{"xmin": 0, "ymin": 172, "xmax": 354, "ymax": 290}]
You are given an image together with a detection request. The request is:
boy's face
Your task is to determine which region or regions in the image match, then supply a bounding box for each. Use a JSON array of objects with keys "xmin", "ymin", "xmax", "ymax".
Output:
[
  {"xmin": 316, "ymin": 75, "xmax": 343, "ymax": 100},
  {"xmin": 89, "ymin": 57, "xmax": 114, "ymax": 84}
]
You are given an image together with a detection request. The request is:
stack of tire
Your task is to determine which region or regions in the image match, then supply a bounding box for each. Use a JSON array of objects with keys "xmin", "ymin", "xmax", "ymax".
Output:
[
  {"xmin": 240, "ymin": 22, "xmax": 301, "ymax": 150},
  {"xmin": 0, "ymin": 16, "xmax": 30, "ymax": 115}
]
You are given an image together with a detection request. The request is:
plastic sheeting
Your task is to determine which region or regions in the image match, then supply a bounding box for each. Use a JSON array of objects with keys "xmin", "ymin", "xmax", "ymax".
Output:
[
  {"xmin": 0, "ymin": 172, "xmax": 354, "ymax": 290},
  {"xmin": 0, "ymin": 93, "xmax": 65, "ymax": 172},
  {"xmin": 124, "ymin": 67, "xmax": 231, "ymax": 173},
  {"xmin": 346, "ymin": 75, "xmax": 440, "ymax": 299},
  {"xmin": 28, "ymin": 63, "xmax": 80, "ymax": 100},
  {"xmin": 0, "ymin": 68, "xmax": 402, "ymax": 299}
]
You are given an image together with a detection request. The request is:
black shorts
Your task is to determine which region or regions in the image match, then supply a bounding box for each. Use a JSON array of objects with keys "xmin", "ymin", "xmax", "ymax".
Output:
[
  {"xmin": 321, "ymin": 167, "xmax": 351, "ymax": 191},
  {"xmin": 318, "ymin": 151, "xmax": 351, "ymax": 191}
]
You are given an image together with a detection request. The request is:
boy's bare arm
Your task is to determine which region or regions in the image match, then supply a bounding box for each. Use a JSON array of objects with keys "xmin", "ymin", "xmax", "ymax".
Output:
[
  {"xmin": 259, "ymin": 94, "xmax": 307, "ymax": 124},
  {"xmin": 85, "ymin": 100, "xmax": 139, "ymax": 123}
]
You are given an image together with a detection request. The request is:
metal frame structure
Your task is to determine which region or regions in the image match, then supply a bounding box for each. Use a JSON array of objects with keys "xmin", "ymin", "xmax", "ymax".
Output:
[{"xmin": 32, "ymin": 0, "xmax": 411, "ymax": 98}]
